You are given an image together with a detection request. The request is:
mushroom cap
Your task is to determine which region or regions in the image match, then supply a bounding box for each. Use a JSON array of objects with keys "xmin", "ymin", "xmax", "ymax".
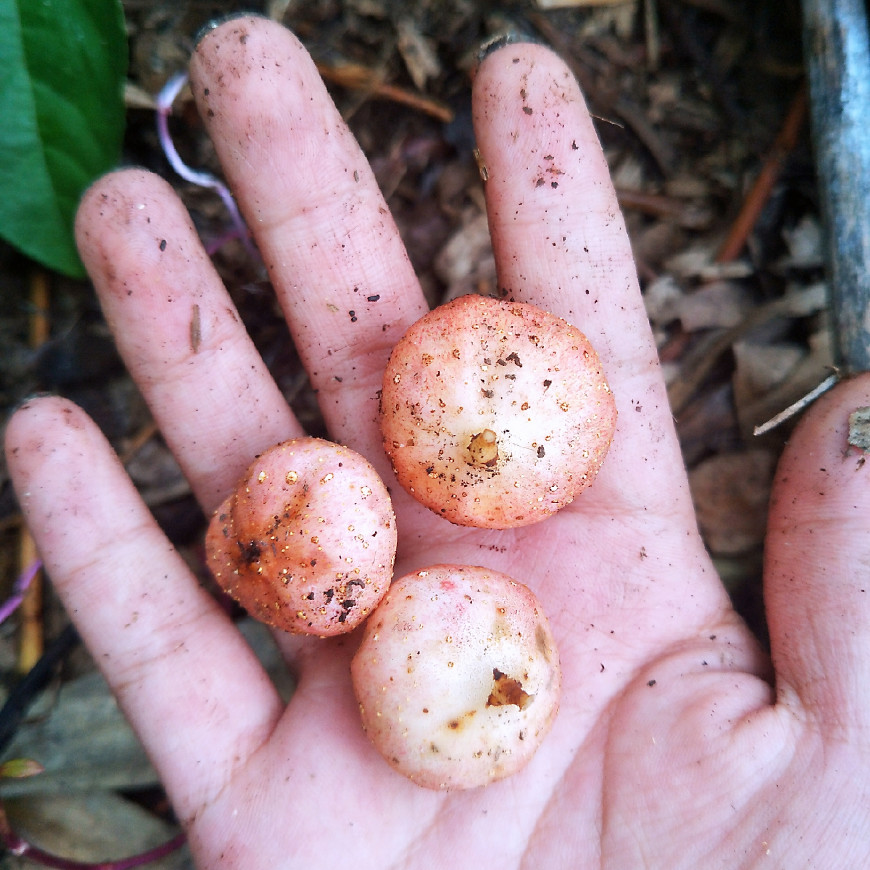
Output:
[
  {"xmin": 380, "ymin": 294, "xmax": 616, "ymax": 528},
  {"xmin": 206, "ymin": 437, "xmax": 396, "ymax": 636},
  {"xmin": 351, "ymin": 564, "xmax": 561, "ymax": 790}
]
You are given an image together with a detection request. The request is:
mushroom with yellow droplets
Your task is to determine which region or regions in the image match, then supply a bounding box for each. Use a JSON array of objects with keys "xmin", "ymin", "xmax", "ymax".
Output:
[
  {"xmin": 205, "ymin": 438, "xmax": 397, "ymax": 636},
  {"xmin": 379, "ymin": 294, "xmax": 617, "ymax": 528},
  {"xmin": 351, "ymin": 564, "xmax": 562, "ymax": 790}
]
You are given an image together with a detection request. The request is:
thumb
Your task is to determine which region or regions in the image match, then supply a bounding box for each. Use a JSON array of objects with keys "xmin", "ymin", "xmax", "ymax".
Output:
[{"xmin": 765, "ymin": 373, "xmax": 870, "ymax": 738}]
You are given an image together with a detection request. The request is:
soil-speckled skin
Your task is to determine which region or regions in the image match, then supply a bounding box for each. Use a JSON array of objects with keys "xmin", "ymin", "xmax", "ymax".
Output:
[
  {"xmin": 380, "ymin": 294, "xmax": 616, "ymax": 527},
  {"xmin": 206, "ymin": 438, "xmax": 396, "ymax": 636},
  {"xmin": 351, "ymin": 565, "xmax": 561, "ymax": 790}
]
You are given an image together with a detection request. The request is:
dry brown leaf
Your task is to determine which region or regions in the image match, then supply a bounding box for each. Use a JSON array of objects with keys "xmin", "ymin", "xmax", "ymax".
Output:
[
  {"xmin": 396, "ymin": 17, "xmax": 441, "ymax": 91},
  {"xmin": 779, "ymin": 214, "xmax": 824, "ymax": 269},
  {"xmin": 665, "ymin": 246, "xmax": 754, "ymax": 281},
  {"xmin": 434, "ymin": 210, "xmax": 496, "ymax": 301},
  {"xmin": 677, "ymin": 280, "xmax": 755, "ymax": 331},
  {"xmin": 733, "ymin": 340, "xmax": 806, "ymax": 398},
  {"xmin": 734, "ymin": 327, "xmax": 835, "ymax": 438},
  {"xmin": 689, "ymin": 449, "xmax": 778, "ymax": 555},
  {"xmin": 643, "ymin": 273, "xmax": 684, "ymax": 327},
  {"xmin": 4, "ymin": 792, "xmax": 190, "ymax": 869}
]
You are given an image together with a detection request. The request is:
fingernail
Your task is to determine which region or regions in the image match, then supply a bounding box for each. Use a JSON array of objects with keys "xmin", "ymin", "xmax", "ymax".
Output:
[
  {"xmin": 477, "ymin": 31, "xmax": 539, "ymax": 65},
  {"xmin": 193, "ymin": 12, "xmax": 269, "ymax": 50},
  {"xmin": 9, "ymin": 392, "xmax": 57, "ymax": 417}
]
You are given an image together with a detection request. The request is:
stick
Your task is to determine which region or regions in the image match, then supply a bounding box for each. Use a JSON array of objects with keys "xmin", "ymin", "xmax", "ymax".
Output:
[
  {"xmin": 752, "ymin": 373, "xmax": 840, "ymax": 436},
  {"xmin": 802, "ymin": 0, "xmax": 870, "ymax": 372},
  {"xmin": 715, "ymin": 86, "xmax": 807, "ymax": 263},
  {"xmin": 18, "ymin": 271, "xmax": 50, "ymax": 673},
  {"xmin": 315, "ymin": 62, "xmax": 453, "ymax": 123}
]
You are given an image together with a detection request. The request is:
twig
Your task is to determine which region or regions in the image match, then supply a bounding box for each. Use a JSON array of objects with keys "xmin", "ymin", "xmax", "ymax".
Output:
[
  {"xmin": 644, "ymin": 0, "xmax": 662, "ymax": 70},
  {"xmin": 752, "ymin": 372, "xmax": 840, "ymax": 436},
  {"xmin": 0, "ymin": 624, "xmax": 79, "ymax": 757},
  {"xmin": 19, "ymin": 271, "xmax": 51, "ymax": 673},
  {"xmin": 119, "ymin": 421, "xmax": 159, "ymax": 465},
  {"xmin": 667, "ymin": 291, "xmax": 819, "ymax": 415},
  {"xmin": 665, "ymin": 88, "xmax": 810, "ymax": 415},
  {"xmin": 17, "ymin": 532, "xmax": 42, "ymax": 676},
  {"xmin": 616, "ymin": 188, "xmax": 711, "ymax": 229},
  {"xmin": 715, "ymin": 86, "xmax": 808, "ymax": 263},
  {"xmin": 315, "ymin": 61, "xmax": 454, "ymax": 123}
]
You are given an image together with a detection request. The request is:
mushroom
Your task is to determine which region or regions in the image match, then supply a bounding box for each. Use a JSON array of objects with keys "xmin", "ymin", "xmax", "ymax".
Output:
[
  {"xmin": 379, "ymin": 294, "xmax": 616, "ymax": 528},
  {"xmin": 205, "ymin": 438, "xmax": 396, "ymax": 636},
  {"xmin": 351, "ymin": 564, "xmax": 561, "ymax": 790}
]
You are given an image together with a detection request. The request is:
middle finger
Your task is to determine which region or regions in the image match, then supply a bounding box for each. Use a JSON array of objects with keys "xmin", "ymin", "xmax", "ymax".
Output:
[{"xmin": 189, "ymin": 16, "xmax": 429, "ymax": 461}]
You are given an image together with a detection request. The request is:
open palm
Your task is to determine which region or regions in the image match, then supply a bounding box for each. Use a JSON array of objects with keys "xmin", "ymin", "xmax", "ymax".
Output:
[{"xmin": 6, "ymin": 18, "xmax": 869, "ymax": 868}]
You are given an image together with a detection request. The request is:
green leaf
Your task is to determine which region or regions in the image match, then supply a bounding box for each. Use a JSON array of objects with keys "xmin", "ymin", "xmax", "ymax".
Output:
[
  {"xmin": 0, "ymin": 0, "xmax": 127, "ymax": 277},
  {"xmin": 0, "ymin": 757, "xmax": 45, "ymax": 779}
]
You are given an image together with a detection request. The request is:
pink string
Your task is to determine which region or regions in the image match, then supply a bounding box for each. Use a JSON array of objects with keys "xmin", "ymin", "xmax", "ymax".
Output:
[
  {"xmin": 155, "ymin": 72, "xmax": 257, "ymax": 259},
  {"xmin": 0, "ymin": 560, "xmax": 42, "ymax": 626}
]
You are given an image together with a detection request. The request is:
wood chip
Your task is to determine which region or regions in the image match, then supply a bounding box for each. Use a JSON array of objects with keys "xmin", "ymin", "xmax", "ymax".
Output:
[
  {"xmin": 848, "ymin": 407, "xmax": 870, "ymax": 452},
  {"xmin": 677, "ymin": 281, "xmax": 754, "ymax": 331}
]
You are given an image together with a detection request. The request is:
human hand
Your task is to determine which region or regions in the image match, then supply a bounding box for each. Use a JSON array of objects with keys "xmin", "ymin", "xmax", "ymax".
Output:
[{"xmin": 6, "ymin": 16, "xmax": 870, "ymax": 868}]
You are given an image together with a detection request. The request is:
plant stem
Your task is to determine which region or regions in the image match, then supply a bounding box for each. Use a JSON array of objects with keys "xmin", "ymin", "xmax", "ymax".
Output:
[
  {"xmin": 2, "ymin": 829, "xmax": 186, "ymax": 869},
  {"xmin": 155, "ymin": 72, "xmax": 255, "ymax": 259}
]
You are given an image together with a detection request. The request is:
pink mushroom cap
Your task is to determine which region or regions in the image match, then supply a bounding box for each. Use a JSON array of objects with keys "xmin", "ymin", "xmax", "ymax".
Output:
[
  {"xmin": 351, "ymin": 564, "xmax": 562, "ymax": 790},
  {"xmin": 206, "ymin": 437, "xmax": 396, "ymax": 636},
  {"xmin": 380, "ymin": 294, "xmax": 616, "ymax": 528}
]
